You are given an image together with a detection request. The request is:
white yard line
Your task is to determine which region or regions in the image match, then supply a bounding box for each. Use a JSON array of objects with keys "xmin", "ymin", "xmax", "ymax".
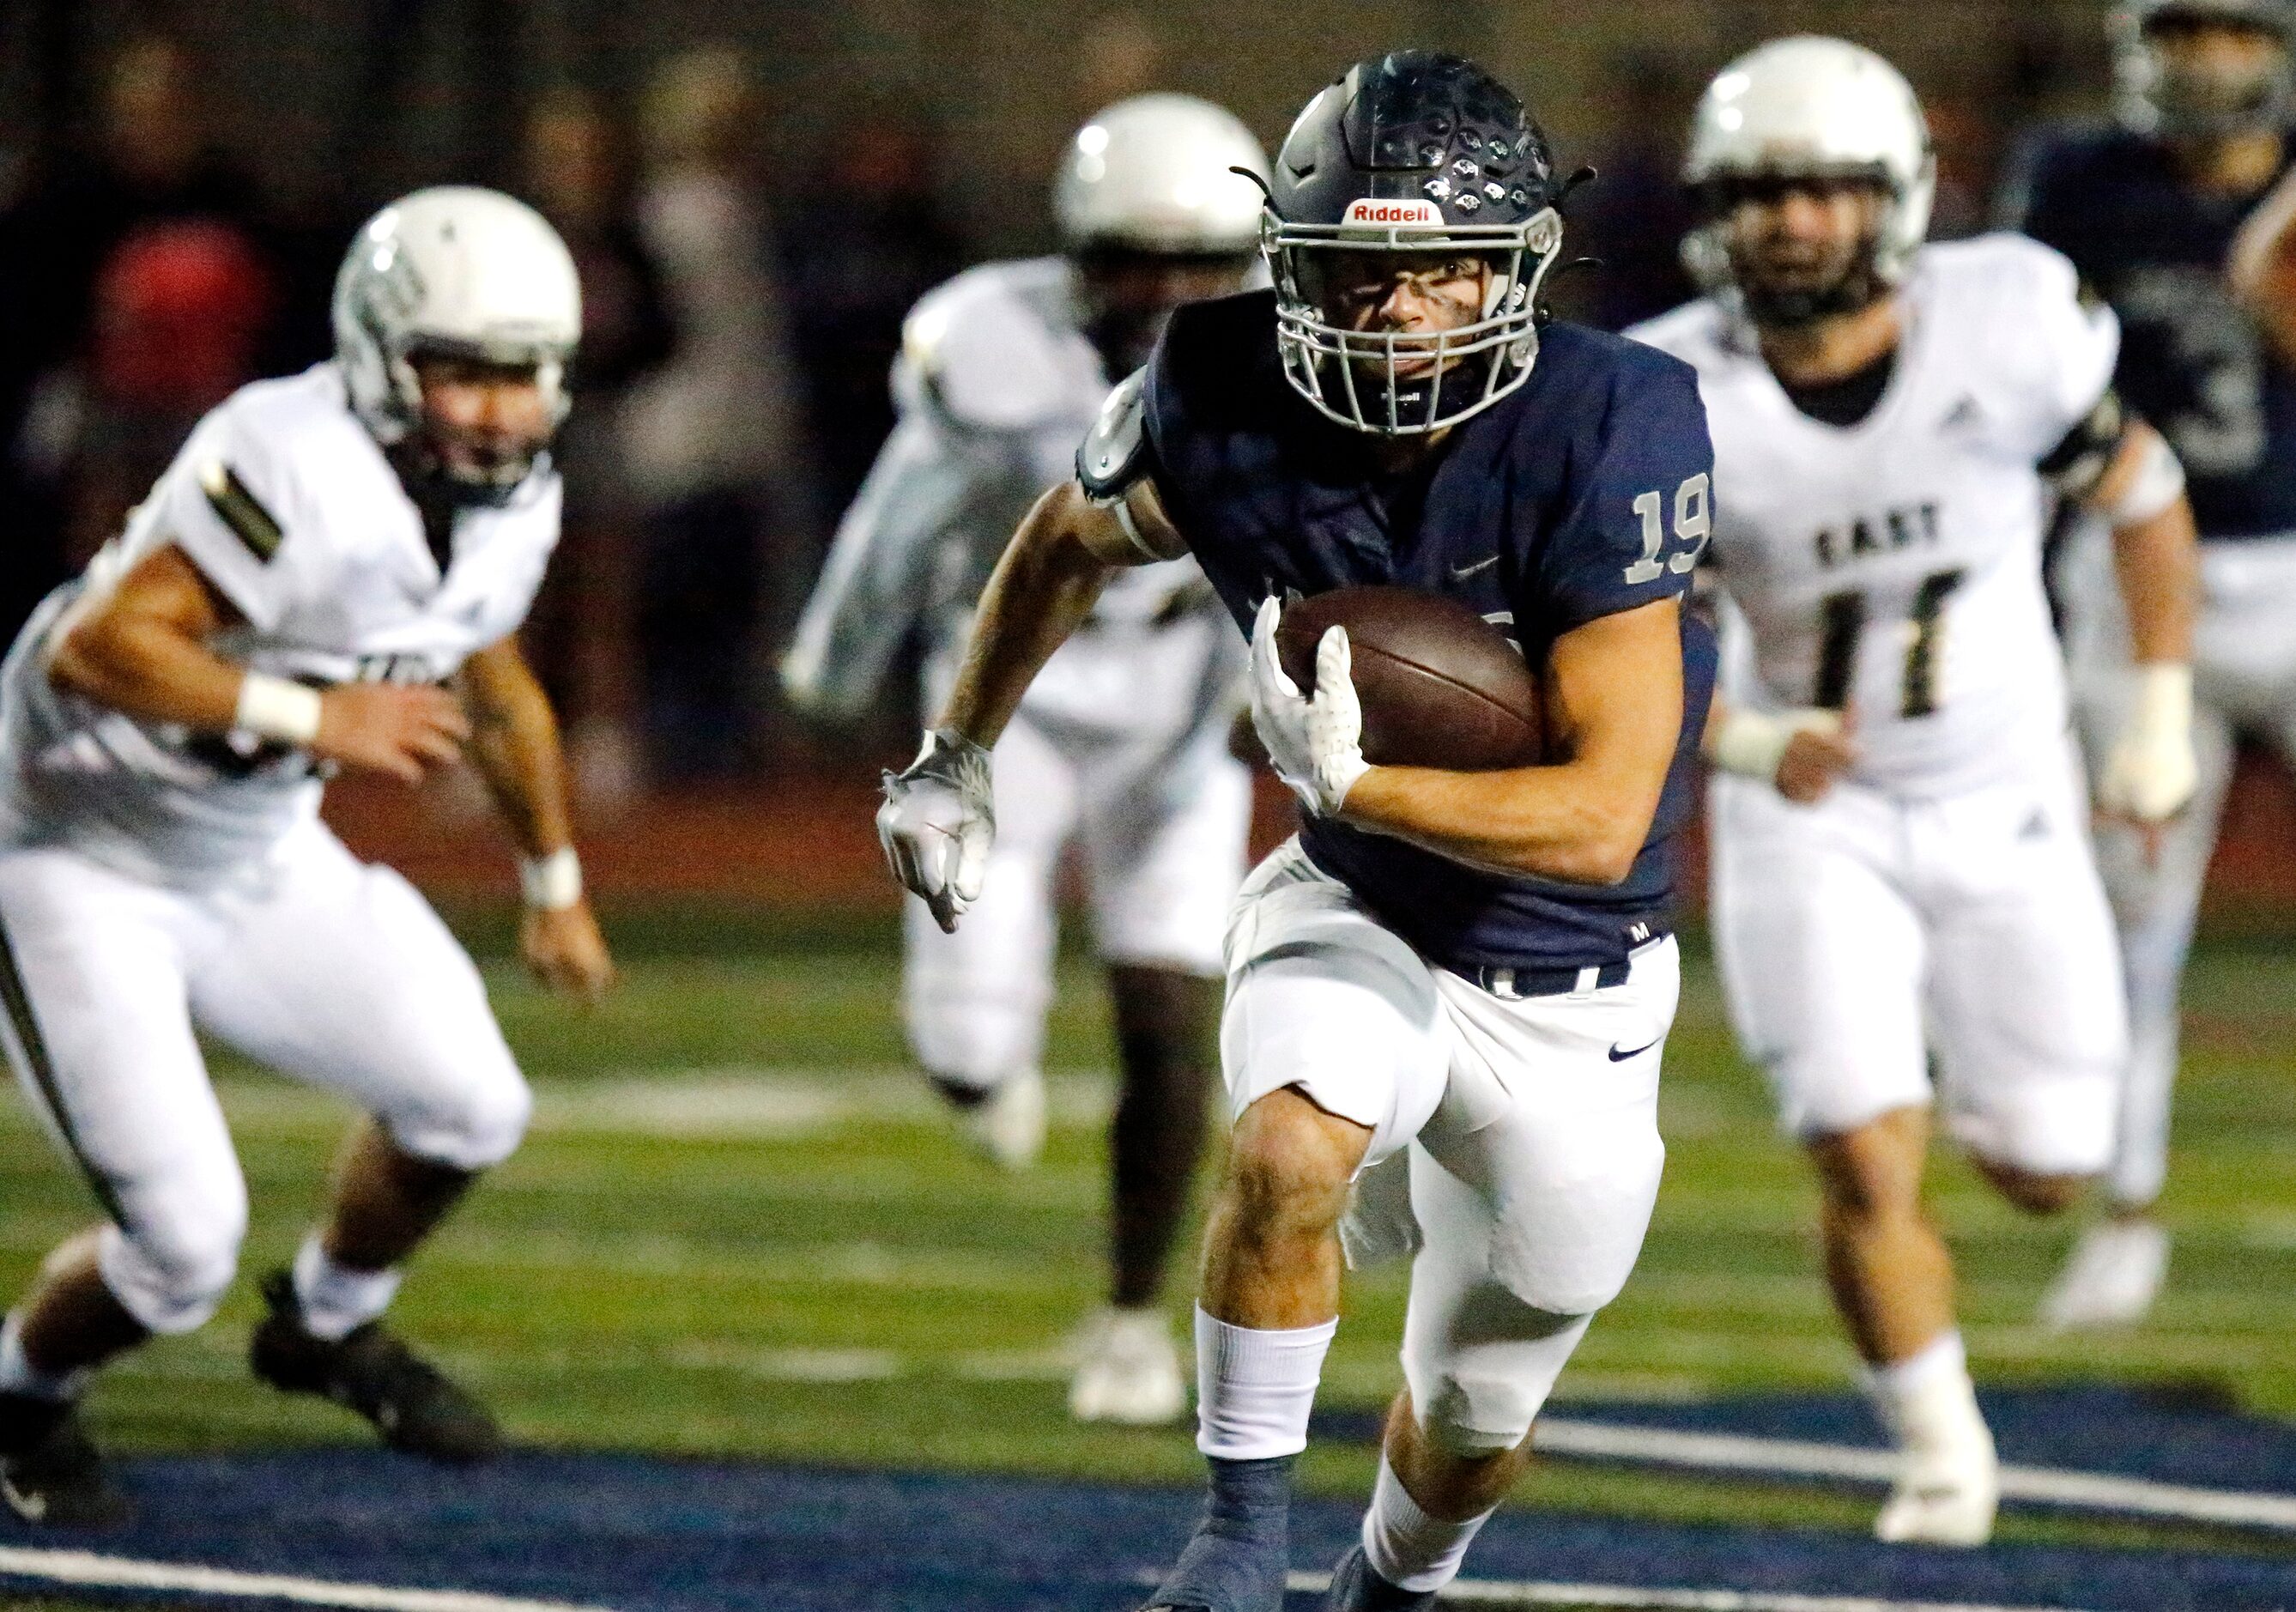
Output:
[
  {"xmin": 156, "ymin": 1070, "xmax": 1111, "ymax": 1139},
  {"xmin": 1538, "ymin": 1417, "xmax": 2296, "ymax": 1530},
  {"xmin": 0, "ymin": 1546, "xmax": 614, "ymax": 1612}
]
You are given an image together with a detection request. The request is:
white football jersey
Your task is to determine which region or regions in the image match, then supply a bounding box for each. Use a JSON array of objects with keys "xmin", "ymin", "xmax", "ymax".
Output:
[
  {"xmin": 783, "ymin": 257, "xmax": 1230, "ymax": 734},
  {"xmin": 0, "ymin": 363, "xmax": 560, "ymax": 884},
  {"xmin": 1632, "ymin": 234, "xmax": 2117, "ymax": 796}
]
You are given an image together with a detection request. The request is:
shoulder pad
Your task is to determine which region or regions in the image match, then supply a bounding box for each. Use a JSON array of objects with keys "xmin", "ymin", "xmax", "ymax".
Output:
[
  {"xmin": 1076, "ymin": 370, "xmax": 1149, "ymax": 502},
  {"xmin": 1622, "ymin": 299, "xmax": 1719, "ymax": 366}
]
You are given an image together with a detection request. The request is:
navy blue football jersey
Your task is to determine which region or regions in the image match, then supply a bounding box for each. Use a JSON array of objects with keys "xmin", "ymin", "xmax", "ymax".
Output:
[
  {"xmin": 1140, "ymin": 289, "xmax": 1717, "ymax": 975},
  {"xmin": 2002, "ymin": 122, "xmax": 2296, "ymax": 542}
]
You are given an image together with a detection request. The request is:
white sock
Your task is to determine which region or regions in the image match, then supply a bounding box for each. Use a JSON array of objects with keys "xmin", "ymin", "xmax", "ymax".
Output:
[
  {"xmin": 1360, "ymin": 1452, "xmax": 1493, "ymax": 1594},
  {"xmin": 0, "ymin": 1312, "xmax": 86, "ymax": 1402},
  {"xmin": 292, "ymin": 1235, "xmax": 403, "ymax": 1342},
  {"xmin": 1863, "ymin": 1330, "xmax": 1988, "ymax": 1452},
  {"xmin": 1193, "ymin": 1306, "xmax": 1336, "ymax": 1460}
]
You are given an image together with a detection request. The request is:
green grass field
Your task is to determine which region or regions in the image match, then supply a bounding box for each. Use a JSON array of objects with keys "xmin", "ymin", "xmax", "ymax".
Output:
[{"xmin": 3, "ymin": 908, "xmax": 2295, "ymax": 1602}]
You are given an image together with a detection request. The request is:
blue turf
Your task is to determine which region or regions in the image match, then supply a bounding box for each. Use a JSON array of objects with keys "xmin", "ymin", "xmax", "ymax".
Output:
[
  {"xmin": 3, "ymin": 1430, "xmax": 2295, "ymax": 1612},
  {"xmin": 5, "ymin": 1390, "xmax": 2294, "ymax": 1611},
  {"xmin": 1311, "ymin": 1381, "xmax": 2296, "ymax": 1499}
]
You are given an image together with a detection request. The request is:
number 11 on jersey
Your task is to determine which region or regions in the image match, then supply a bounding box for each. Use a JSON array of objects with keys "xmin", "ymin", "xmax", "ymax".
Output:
[{"xmin": 1813, "ymin": 567, "xmax": 1967, "ymax": 717}]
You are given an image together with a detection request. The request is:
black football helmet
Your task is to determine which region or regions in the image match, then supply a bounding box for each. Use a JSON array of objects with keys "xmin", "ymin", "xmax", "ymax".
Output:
[
  {"xmin": 1263, "ymin": 52, "xmax": 1566, "ymax": 435},
  {"xmin": 2113, "ymin": 0, "xmax": 2296, "ymax": 136}
]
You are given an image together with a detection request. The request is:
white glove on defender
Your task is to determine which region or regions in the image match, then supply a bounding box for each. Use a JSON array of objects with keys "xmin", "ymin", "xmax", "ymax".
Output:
[
  {"xmin": 2098, "ymin": 663, "xmax": 2198, "ymax": 824},
  {"xmin": 878, "ymin": 728, "xmax": 995, "ymax": 932},
  {"xmin": 1249, "ymin": 597, "xmax": 1369, "ymax": 816}
]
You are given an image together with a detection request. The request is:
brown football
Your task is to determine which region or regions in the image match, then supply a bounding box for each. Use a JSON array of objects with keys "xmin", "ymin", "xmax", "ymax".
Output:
[{"xmin": 1275, "ymin": 585, "xmax": 1545, "ymax": 771}]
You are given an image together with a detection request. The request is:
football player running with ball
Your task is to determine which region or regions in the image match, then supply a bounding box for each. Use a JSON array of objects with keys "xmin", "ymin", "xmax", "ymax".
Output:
[
  {"xmin": 0, "ymin": 188, "xmax": 615, "ymax": 1524},
  {"xmin": 2001, "ymin": 0, "xmax": 2296, "ymax": 1329},
  {"xmin": 1633, "ymin": 39, "xmax": 2199, "ymax": 1545},
  {"xmin": 883, "ymin": 52, "xmax": 1717, "ymax": 1612},
  {"xmin": 785, "ymin": 95, "xmax": 1267, "ymax": 1426}
]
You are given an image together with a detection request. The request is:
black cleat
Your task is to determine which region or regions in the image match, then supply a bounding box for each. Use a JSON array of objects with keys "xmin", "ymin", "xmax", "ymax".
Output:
[
  {"xmin": 0, "ymin": 1391, "xmax": 129, "ymax": 1527},
  {"xmin": 1323, "ymin": 1545, "xmax": 1435, "ymax": 1610},
  {"xmin": 249, "ymin": 1270, "xmax": 502, "ymax": 1464}
]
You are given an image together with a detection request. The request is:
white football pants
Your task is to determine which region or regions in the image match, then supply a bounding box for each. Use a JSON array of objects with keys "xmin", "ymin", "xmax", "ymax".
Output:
[
  {"xmin": 1710, "ymin": 748, "xmax": 2126, "ymax": 1178},
  {"xmin": 1221, "ymin": 839, "xmax": 1675, "ymax": 1452},
  {"xmin": 2062, "ymin": 524, "xmax": 2296, "ymax": 1207},
  {"xmin": 0, "ymin": 821, "xmax": 530, "ymax": 1334}
]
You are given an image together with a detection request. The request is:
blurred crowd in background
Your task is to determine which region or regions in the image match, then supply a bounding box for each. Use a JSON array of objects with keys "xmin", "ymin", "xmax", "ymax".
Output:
[{"xmin": 0, "ymin": 11, "xmax": 2101, "ymax": 809}]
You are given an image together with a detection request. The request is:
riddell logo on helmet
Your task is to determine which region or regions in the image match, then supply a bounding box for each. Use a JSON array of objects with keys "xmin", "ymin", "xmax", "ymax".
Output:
[{"xmin": 1342, "ymin": 198, "xmax": 1442, "ymax": 226}]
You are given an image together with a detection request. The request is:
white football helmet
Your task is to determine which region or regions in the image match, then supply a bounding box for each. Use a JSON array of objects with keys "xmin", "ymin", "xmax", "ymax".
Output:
[
  {"xmin": 2112, "ymin": 0, "xmax": 2296, "ymax": 137},
  {"xmin": 1052, "ymin": 94, "xmax": 1269, "ymax": 256},
  {"xmin": 332, "ymin": 185, "xmax": 582, "ymax": 501},
  {"xmin": 1681, "ymin": 37, "xmax": 1935, "ymax": 321}
]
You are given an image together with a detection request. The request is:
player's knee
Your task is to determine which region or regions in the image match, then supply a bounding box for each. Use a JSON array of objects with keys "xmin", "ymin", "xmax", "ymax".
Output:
[
  {"xmin": 448, "ymin": 1067, "xmax": 532, "ymax": 1170},
  {"xmin": 1946, "ymin": 1081, "xmax": 2112, "ymax": 1197},
  {"xmin": 1403, "ymin": 1302, "xmax": 1586, "ymax": 1457},
  {"xmin": 393, "ymin": 1064, "xmax": 532, "ymax": 1172},
  {"xmin": 1807, "ymin": 1111, "xmax": 1926, "ymax": 1223},
  {"xmin": 1972, "ymin": 1156, "xmax": 2090, "ymax": 1217},
  {"xmin": 906, "ymin": 995, "xmax": 1039, "ymax": 1092},
  {"xmin": 96, "ymin": 1193, "xmax": 246, "ymax": 1336},
  {"xmin": 1220, "ymin": 1091, "xmax": 1366, "ymax": 1242}
]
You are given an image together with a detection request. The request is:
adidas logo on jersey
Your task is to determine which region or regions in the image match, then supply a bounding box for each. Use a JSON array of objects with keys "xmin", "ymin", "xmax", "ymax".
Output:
[
  {"xmin": 1813, "ymin": 500, "xmax": 1942, "ymax": 570},
  {"xmin": 1940, "ymin": 395, "xmax": 1984, "ymax": 433}
]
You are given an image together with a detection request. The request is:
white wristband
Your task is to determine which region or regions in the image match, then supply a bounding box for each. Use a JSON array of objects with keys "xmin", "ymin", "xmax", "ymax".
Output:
[
  {"xmin": 2106, "ymin": 429, "xmax": 2187, "ymax": 528},
  {"xmin": 1710, "ymin": 706, "xmax": 1840, "ymax": 784},
  {"xmin": 233, "ymin": 673, "xmax": 324, "ymax": 746},
  {"xmin": 518, "ymin": 847, "xmax": 583, "ymax": 911},
  {"xmin": 2131, "ymin": 660, "xmax": 2194, "ymax": 730}
]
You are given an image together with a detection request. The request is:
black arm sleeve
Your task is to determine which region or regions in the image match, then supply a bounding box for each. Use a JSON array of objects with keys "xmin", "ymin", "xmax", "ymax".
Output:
[{"xmin": 2037, "ymin": 385, "xmax": 2128, "ymax": 498}]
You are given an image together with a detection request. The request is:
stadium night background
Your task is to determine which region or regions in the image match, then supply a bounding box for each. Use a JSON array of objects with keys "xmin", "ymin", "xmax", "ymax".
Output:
[{"xmin": 2, "ymin": 2, "xmax": 2295, "ymax": 1609}]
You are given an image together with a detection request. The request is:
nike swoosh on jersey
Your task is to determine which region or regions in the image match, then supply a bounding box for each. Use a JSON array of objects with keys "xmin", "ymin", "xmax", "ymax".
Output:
[
  {"xmin": 1608, "ymin": 1035, "xmax": 1663, "ymax": 1063},
  {"xmin": 1450, "ymin": 554, "xmax": 1500, "ymax": 579}
]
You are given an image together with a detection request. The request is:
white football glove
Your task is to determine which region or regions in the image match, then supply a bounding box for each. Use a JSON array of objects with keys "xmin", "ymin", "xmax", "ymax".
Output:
[
  {"xmin": 2098, "ymin": 663, "xmax": 2198, "ymax": 824},
  {"xmin": 1248, "ymin": 596, "xmax": 1369, "ymax": 816},
  {"xmin": 877, "ymin": 728, "xmax": 995, "ymax": 932}
]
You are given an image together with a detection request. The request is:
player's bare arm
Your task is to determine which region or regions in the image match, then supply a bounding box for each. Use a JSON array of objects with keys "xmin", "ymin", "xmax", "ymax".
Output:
[
  {"xmin": 2061, "ymin": 411, "xmax": 2204, "ymax": 830},
  {"xmin": 1337, "ymin": 598, "xmax": 1684, "ymax": 884},
  {"xmin": 46, "ymin": 543, "xmax": 469, "ymax": 785},
  {"xmin": 2077, "ymin": 418, "xmax": 2201, "ymax": 666},
  {"xmin": 2230, "ymin": 158, "xmax": 2296, "ymax": 368},
  {"xmin": 457, "ymin": 638, "xmax": 615, "ymax": 1003}
]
